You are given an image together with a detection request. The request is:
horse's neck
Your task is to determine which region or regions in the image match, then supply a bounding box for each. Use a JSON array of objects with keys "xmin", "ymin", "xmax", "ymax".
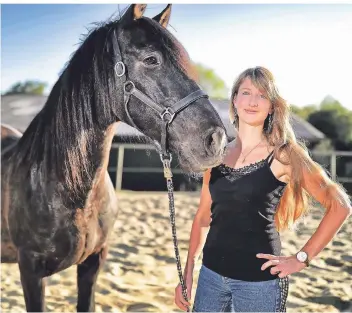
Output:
[
  {"xmin": 12, "ymin": 115, "xmax": 117, "ymax": 202},
  {"xmin": 89, "ymin": 122, "xmax": 118, "ymax": 189},
  {"xmin": 81, "ymin": 122, "xmax": 117, "ymax": 211}
]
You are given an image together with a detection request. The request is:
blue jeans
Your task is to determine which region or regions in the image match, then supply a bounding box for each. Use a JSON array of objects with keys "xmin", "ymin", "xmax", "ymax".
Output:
[{"xmin": 192, "ymin": 265, "xmax": 288, "ymax": 312}]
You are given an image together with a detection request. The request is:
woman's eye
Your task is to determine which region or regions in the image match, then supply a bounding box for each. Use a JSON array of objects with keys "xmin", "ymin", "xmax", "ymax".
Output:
[
  {"xmin": 260, "ymin": 94, "xmax": 267, "ymax": 99},
  {"xmin": 143, "ymin": 56, "xmax": 159, "ymax": 66},
  {"xmin": 242, "ymin": 91, "xmax": 249, "ymax": 95}
]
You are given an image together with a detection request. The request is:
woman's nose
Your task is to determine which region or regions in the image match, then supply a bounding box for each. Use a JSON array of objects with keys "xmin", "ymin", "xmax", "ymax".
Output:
[{"xmin": 249, "ymin": 96, "xmax": 258, "ymax": 107}]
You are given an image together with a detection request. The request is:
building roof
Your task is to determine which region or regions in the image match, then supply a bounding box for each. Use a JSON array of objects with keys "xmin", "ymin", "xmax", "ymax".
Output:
[{"xmin": 1, "ymin": 94, "xmax": 325, "ymax": 142}]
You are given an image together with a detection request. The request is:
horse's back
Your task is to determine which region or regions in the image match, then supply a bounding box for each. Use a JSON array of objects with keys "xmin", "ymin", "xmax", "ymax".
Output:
[{"xmin": 1, "ymin": 124, "xmax": 22, "ymax": 263}]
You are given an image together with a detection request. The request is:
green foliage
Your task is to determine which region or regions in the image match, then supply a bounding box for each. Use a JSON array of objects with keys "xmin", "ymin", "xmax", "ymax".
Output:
[
  {"xmin": 294, "ymin": 96, "xmax": 352, "ymax": 151},
  {"xmin": 292, "ymin": 96, "xmax": 352, "ymax": 151},
  {"xmin": 308, "ymin": 110, "xmax": 352, "ymax": 150},
  {"xmin": 320, "ymin": 95, "xmax": 351, "ymax": 115},
  {"xmin": 3, "ymin": 80, "xmax": 47, "ymax": 95},
  {"xmin": 194, "ymin": 63, "xmax": 228, "ymax": 100},
  {"xmin": 291, "ymin": 104, "xmax": 318, "ymax": 120}
]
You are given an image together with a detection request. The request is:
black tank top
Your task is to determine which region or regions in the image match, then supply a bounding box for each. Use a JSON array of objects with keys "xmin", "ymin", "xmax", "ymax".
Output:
[{"xmin": 203, "ymin": 151, "xmax": 287, "ymax": 281}]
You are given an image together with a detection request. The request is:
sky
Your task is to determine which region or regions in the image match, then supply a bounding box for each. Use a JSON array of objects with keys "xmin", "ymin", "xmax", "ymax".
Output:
[{"xmin": 2, "ymin": 3, "xmax": 352, "ymax": 110}]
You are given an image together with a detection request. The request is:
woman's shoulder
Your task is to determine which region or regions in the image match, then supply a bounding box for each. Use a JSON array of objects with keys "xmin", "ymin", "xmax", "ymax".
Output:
[{"xmin": 270, "ymin": 144, "xmax": 293, "ymax": 183}]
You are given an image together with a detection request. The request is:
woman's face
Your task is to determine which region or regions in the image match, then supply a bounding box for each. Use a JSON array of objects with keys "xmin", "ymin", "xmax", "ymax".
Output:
[{"xmin": 233, "ymin": 77, "xmax": 272, "ymax": 128}]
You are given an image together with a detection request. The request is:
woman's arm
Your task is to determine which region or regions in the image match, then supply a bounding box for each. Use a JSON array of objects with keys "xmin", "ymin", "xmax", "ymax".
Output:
[
  {"xmin": 298, "ymin": 166, "xmax": 351, "ymax": 261},
  {"xmin": 258, "ymin": 158, "xmax": 351, "ymax": 277},
  {"xmin": 184, "ymin": 169, "xmax": 212, "ymax": 278}
]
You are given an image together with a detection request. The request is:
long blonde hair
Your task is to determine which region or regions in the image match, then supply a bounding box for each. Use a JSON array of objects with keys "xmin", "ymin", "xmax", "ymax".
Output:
[{"xmin": 229, "ymin": 67, "xmax": 351, "ymax": 231}]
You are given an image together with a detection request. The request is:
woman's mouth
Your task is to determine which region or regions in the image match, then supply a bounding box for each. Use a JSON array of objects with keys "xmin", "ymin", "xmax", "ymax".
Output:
[{"xmin": 244, "ymin": 109, "xmax": 257, "ymax": 114}]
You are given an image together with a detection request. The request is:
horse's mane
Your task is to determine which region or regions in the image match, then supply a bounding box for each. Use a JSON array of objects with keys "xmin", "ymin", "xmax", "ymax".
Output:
[{"xmin": 8, "ymin": 11, "xmax": 192, "ymax": 202}]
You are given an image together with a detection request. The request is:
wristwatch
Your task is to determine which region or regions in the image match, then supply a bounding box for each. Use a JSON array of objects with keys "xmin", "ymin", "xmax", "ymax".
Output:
[{"xmin": 296, "ymin": 250, "xmax": 310, "ymax": 267}]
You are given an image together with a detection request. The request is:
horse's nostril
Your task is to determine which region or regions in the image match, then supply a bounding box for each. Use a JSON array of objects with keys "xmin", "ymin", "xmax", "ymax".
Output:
[
  {"xmin": 207, "ymin": 132, "xmax": 215, "ymax": 148},
  {"xmin": 204, "ymin": 127, "xmax": 226, "ymax": 156}
]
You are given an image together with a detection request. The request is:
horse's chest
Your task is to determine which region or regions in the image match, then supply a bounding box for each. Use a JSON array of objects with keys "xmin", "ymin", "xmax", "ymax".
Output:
[
  {"xmin": 74, "ymin": 180, "xmax": 118, "ymax": 264},
  {"xmin": 73, "ymin": 209, "xmax": 102, "ymax": 261}
]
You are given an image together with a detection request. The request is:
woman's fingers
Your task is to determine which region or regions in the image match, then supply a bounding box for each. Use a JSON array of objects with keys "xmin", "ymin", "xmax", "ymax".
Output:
[
  {"xmin": 257, "ymin": 253, "xmax": 275, "ymax": 259},
  {"xmin": 175, "ymin": 297, "xmax": 189, "ymax": 311},
  {"xmin": 175, "ymin": 284, "xmax": 191, "ymax": 311},
  {"xmin": 261, "ymin": 259, "xmax": 280, "ymax": 271},
  {"xmin": 270, "ymin": 266, "xmax": 281, "ymax": 275},
  {"xmin": 257, "ymin": 253, "xmax": 285, "ymax": 260}
]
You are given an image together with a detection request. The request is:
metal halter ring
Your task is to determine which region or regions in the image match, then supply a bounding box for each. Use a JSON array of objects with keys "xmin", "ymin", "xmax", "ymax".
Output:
[
  {"xmin": 160, "ymin": 108, "xmax": 175, "ymax": 123},
  {"xmin": 160, "ymin": 152, "xmax": 172, "ymax": 163},
  {"xmin": 114, "ymin": 61, "xmax": 125, "ymax": 77},
  {"xmin": 123, "ymin": 81, "xmax": 135, "ymax": 94}
]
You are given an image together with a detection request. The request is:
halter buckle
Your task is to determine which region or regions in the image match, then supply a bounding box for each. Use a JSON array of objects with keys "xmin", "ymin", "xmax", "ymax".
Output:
[
  {"xmin": 114, "ymin": 61, "xmax": 125, "ymax": 77},
  {"xmin": 160, "ymin": 108, "xmax": 175, "ymax": 123}
]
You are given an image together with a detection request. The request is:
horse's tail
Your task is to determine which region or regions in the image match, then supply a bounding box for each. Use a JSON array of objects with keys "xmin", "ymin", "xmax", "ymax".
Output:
[{"xmin": 1, "ymin": 123, "xmax": 22, "ymax": 263}]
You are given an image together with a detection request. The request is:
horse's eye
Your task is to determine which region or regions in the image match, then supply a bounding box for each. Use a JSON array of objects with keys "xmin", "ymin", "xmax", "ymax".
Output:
[{"xmin": 143, "ymin": 56, "xmax": 159, "ymax": 66}]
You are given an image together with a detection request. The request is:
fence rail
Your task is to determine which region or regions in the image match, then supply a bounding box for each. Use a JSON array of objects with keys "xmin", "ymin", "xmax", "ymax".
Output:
[{"xmin": 110, "ymin": 143, "xmax": 352, "ymax": 191}]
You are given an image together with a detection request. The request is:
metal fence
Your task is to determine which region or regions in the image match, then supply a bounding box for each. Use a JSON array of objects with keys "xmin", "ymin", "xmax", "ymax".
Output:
[
  {"xmin": 311, "ymin": 151, "xmax": 352, "ymax": 184},
  {"xmin": 109, "ymin": 143, "xmax": 352, "ymax": 191}
]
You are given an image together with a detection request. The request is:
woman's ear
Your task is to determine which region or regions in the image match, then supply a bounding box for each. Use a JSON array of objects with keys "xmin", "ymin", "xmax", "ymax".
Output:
[
  {"xmin": 233, "ymin": 96, "xmax": 237, "ymax": 109},
  {"xmin": 269, "ymin": 104, "xmax": 274, "ymax": 115}
]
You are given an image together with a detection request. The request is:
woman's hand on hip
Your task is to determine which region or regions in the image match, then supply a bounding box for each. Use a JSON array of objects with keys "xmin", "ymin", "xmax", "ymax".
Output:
[{"xmin": 256, "ymin": 253, "xmax": 307, "ymax": 278}]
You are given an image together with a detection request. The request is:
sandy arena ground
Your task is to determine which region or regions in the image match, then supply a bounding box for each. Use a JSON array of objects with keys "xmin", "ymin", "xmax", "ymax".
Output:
[{"xmin": 1, "ymin": 191, "xmax": 351, "ymax": 312}]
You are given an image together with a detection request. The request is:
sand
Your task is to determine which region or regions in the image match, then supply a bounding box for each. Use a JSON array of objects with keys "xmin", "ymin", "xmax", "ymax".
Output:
[{"xmin": 1, "ymin": 191, "xmax": 351, "ymax": 312}]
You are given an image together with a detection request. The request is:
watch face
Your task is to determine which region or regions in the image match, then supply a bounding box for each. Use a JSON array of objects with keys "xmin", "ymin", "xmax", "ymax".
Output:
[{"xmin": 297, "ymin": 251, "xmax": 308, "ymax": 262}]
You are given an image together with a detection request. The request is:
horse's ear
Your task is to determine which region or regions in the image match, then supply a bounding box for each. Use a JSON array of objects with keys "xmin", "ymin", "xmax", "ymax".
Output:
[
  {"xmin": 133, "ymin": 4, "xmax": 147, "ymax": 19},
  {"xmin": 153, "ymin": 4, "xmax": 172, "ymax": 28},
  {"xmin": 122, "ymin": 4, "xmax": 147, "ymax": 22}
]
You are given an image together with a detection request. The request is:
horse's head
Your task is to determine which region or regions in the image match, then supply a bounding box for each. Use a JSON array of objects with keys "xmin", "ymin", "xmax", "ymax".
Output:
[
  {"xmin": 67, "ymin": 4, "xmax": 227, "ymax": 172},
  {"xmin": 110, "ymin": 4, "xmax": 227, "ymax": 172}
]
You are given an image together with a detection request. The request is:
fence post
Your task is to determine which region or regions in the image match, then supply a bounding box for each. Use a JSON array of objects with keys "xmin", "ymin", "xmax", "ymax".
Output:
[
  {"xmin": 115, "ymin": 145, "xmax": 125, "ymax": 192},
  {"xmin": 330, "ymin": 152, "xmax": 337, "ymax": 181}
]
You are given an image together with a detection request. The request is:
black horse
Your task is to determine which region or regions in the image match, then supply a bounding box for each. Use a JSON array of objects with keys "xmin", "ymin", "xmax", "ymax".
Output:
[{"xmin": 1, "ymin": 4, "xmax": 227, "ymax": 312}]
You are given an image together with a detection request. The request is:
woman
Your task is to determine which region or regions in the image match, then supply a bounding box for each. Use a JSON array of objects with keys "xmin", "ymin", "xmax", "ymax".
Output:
[{"xmin": 174, "ymin": 67, "xmax": 351, "ymax": 312}]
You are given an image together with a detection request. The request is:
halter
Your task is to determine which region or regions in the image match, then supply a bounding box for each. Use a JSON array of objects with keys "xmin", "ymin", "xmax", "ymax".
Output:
[
  {"xmin": 113, "ymin": 33, "xmax": 208, "ymax": 161},
  {"xmin": 113, "ymin": 31, "xmax": 206, "ymax": 312}
]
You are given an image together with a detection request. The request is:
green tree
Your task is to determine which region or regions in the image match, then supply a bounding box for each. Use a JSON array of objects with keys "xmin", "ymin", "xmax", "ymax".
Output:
[
  {"xmin": 194, "ymin": 63, "xmax": 228, "ymax": 100},
  {"xmin": 291, "ymin": 104, "xmax": 318, "ymax": 120},
  {"xmin": 307, "ymin": 96, "xmax": 352, "ymax": 150},
  {"xmin": 3, "ymin": 80, "xmax": 47, "ymax": 95},
  {"xmin": 320, "ymin": 95, "xmax": 351, "ymax": 116}
]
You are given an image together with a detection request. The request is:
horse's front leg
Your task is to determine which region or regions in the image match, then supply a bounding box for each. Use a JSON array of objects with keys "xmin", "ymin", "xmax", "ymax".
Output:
[
  {"xmin": 18, "ymin": 249, "xmax": 46, "ymax": 312},
  {"xmin": 76, "ymin": 245, "xmax": 108, "ymax": 312}
]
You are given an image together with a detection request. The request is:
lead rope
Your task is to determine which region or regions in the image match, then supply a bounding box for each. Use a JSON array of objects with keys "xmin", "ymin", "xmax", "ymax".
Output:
[
  {"xmin": 277, "ymin": 276, "xmax": 289, "ymax": 312},
  {"xmin": 162, "ymin": 154, "xmax": 190, "ymax": 312}
]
